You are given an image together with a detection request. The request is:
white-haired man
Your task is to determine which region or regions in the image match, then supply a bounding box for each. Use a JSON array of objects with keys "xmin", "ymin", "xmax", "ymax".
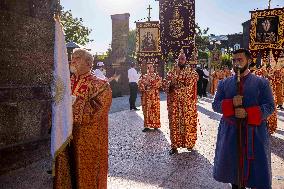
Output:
[{"xmin": 54, "ymin": 49, "xmax": 112, "ymax": 189}]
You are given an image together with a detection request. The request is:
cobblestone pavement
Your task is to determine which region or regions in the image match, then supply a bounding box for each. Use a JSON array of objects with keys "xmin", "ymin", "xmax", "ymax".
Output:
[{"xmin": 0, "ymin": 93, "xmax": 283, "ymax": 189}]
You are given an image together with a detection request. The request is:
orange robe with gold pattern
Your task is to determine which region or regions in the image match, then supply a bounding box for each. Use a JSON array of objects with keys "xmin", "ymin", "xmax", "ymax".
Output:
[
  {"xmin": 253, "ymin": 68, "xmax": 277, "ymax": 134},
  {"xmin": 138, "ymin": 73, "xmax": 162, "ymax": 128},
  {"xmin": 224, "ymin": 69, "xmax": 232, "ymax": 78},
  {"xmin": 163, "ymin": 66, "xmax": 199, "ymax": 149},
  {"xmin": 210, "ymin": 70, "xmax": 223, "ymax": 95},
  {"xmin": 54, "ymin": 73, "xmax": 112, "ymax": 189},
  {"xmin": 274, "ymin": 69, "xmax": 284, "ymax": 105}
]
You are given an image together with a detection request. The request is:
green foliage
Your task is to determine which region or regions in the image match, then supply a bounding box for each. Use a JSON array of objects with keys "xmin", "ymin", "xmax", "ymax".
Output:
[
  {"xmin": 198, "ymin": 51, "xmax": 209, "ymax": 60},
  {"xmin": 105, "ymin": 47, "xmax": 112, "ymax": 57},
  {"xmin": 195, "ymin": 23, "xmax": 210, "ymax": 52},
  {"xmin": 221, "ymin": 54, "xmax": 232, "ymax": 68},
  {"xmin": 60, "ymin": 9, "xmax": 93, "ymax": 46},
  {"xmin": 127, "ymin": 29, "xmax": 137, "ymax": 63},
  {"xmin": 165, "ymin": 51, "xmax": 175, "ymax": 73}
]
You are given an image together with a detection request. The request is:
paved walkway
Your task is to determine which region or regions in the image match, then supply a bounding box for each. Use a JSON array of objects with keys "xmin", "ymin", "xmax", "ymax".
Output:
[{"xmin": 0, "ymin": 94, "xmax": 284, "ymax": 189}]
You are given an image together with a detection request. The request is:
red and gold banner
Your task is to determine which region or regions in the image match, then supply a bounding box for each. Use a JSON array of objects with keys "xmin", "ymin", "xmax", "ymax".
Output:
[
  {"xmin": 159, "ymin": 0, "xmax": 195, "ymax": 62},
  {"xmin": 136, "ymin": 21, "xmax": 162, "ymax": 74},
  {"xmin": 249, "ymin": 8, "xmax": 284, "ymax": 63}
]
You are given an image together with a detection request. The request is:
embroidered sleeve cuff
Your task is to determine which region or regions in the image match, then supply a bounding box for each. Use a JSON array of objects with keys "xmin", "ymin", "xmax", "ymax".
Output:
[
  {"xmin": 245, "ymin": 106, "xmax": 262, "ymax": 126},
  {"xmin": 221, "ymin": 99, "xmax": 234, "ymax": 117}
]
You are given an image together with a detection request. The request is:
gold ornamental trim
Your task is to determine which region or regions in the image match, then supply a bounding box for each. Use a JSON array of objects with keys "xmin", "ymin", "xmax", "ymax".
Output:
[{"xmin": 249, "ymin": 8, "xmax": 284, "ymax": 51}]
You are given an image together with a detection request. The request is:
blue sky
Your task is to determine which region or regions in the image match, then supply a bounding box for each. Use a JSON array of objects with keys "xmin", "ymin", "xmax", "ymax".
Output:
[{"xmin": 61, "ymin": 0, "xmax": 284, "ymax": 54}]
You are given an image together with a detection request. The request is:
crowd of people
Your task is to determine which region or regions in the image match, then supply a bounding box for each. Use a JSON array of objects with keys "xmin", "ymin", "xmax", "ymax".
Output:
[{"xmin": 53, "ymin": 48, "xmax": 283, "ymax": 189}]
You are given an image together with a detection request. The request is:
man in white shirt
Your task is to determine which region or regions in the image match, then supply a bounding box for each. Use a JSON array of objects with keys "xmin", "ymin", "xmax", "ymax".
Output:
[
  {"xmin": 202, "ymin": 66, "xmax": 209, "ymax": 97},
  {"xmin": 93, "ymin": 62, "xmax": 107, "ymax": 80},
  {"xmin": 128, "ymin": 63, "xmax": 140, "ymax": 110}
]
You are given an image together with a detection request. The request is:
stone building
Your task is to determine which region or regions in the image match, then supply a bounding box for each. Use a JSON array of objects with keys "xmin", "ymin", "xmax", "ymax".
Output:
[
  {"xmin": 209, "ymin": 33, "xmax": 243, "ymax": 53},
  {"xmin": 242, "ymin": 20, "xmax": 251, "ymax": 50},
  {"xmin": 0, "ymin": 0, "xmax": 54, "ymax": 173}
]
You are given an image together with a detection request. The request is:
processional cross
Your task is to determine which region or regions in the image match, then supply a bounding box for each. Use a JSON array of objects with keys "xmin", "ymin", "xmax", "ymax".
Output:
[
  {"xmin": 268, "ymin": 0, "xmax": 272, "ymax": 9},
  {"xmin": 147, "ymin": 5, "xmax": 152, "ymax": 22}
]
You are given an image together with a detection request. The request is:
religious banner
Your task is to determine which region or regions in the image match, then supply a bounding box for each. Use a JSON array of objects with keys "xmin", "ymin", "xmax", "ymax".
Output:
[
  {"xmin": 212, "ymin": 49, "xmax": 221, "ymax": 62},
  {"xmin": 278, "ymin": 50, "xmax": 284, "ymax": 68},
  {"xmin": 210, "ymin": 48, "xmax": 222, "ymax": 70},
  {"xmin": 159, "ymin": 0, "xmax": 195, "ymax": 63},
  {"xmin": 136, "ymin": 21, "xmax": 162, "ymax": 74},
  {"xmin": 51, "ymin": 18, "xmax": 73, "ymax": 176},
  {"xmin": 249, "ymin": 8, "xmax": 284, "ymax": 63}
]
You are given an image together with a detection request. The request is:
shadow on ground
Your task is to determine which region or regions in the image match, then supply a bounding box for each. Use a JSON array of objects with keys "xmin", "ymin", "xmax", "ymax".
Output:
[{"xmin": 108, "ymin": 110, "xmax": 226, "ymax": 189}]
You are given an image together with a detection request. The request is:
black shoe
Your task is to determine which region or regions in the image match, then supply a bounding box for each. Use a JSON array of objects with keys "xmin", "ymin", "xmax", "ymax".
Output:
[
  {"xmin": 142, "ymin": 128, "xmax": 150, "ymax": 132},
  {"xmin": 169, "ymin": 148, "xmax": 178, "ymax": 155},
  {"xmin": 278, "ymin": 105, "xmax": 284, "ymax": 110},
  {"xmin": 187, "ymin": 147, "xmax": 193, "ymax": 151},
  {"xmin": 231, "ymin": 184, "xmax": 245, "ymax": 189},
  {"xmin": 46, "ymin": 170, "xmax": 52, "ymax": 174},
  {"xmin": 133, "ymin": 107, "xmax": 140, "ymax": 111}
]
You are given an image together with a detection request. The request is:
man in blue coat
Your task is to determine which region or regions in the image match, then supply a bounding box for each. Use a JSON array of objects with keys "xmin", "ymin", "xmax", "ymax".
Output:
[{"xmin": 212, "ymin": 49, "xmax": 275, "ymax": 189}]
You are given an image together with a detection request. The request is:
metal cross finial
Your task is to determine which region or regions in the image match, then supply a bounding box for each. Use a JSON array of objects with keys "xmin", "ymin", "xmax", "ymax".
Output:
[
  {"xmin": 268, "ymin": 0, "xmax": 272, "ymax": 9},
  {"xmin": 147, "ymin": 4, "xmax": 152, "ymax": 22}
]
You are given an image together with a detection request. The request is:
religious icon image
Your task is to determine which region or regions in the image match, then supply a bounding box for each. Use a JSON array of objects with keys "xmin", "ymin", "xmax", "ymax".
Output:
[
  {"xmin": 212, "ymin": 50, "xmax": 221, "ymax": 62},
  {"xmin": 262, "ymin": 19, "xmax": 271, "ymax": 32},
  {"xmin": 139, "ymin": 28, "xmax": 159, "ymax": 52},
  {"xmin": 140, "ymin": 31, "xmax": 157, "ymax": 52},
  {"xmin": 256, "ymin": 17, "xmax": 279, "ymax": 43}
]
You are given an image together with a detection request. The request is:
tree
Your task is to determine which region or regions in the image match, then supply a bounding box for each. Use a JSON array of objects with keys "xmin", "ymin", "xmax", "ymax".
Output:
[
  {"xmin": 60, "ymin": 9, "xmax": 93, "ymax": 46},
  {"xmin": 127, "ymin": 29, "xmax": 137, "ymax": 64},
  {"xmin": 221, "ymin": 54, "xmax": 232, "ymax": 68},
  {"xmin": 195, "ymin": 23, "xmax": 210, "ymax": 52}
]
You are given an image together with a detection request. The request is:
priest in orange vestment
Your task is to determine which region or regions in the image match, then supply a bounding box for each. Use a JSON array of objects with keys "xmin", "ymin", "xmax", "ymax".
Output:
[
  {"xmin": 54, "ymin": 49, "xmax": 112, "ymax": 189},
  {"xmin": 253, "ymin": 65, "xmax": 277, "ymax": 134},
  {"xmin": 223, "ymin": 66, "xmax": 232, "ymax": 78},
  {"xmin": 138, "ymin": 63, "xmax": 162, "ymax": 132},
  {"xmin": 163, "ymin": 50, "xmax": 199, "ymax": 155},
  {"xmin": 210, "ymin": 69, "xmax": 224, "ymax": 95},
  {"xmin": 274, "ymin": 68, "xmax": 284, "ymax": 110}
]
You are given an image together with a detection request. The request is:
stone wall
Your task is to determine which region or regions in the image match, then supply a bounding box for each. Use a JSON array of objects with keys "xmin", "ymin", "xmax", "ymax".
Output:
[
  {"xmin": 227, "ymin": 33, "xmax": 243, "ymax": 49},
  {"xmin": 0, "ymin": 0, "xmax": 54, "ymax": 171}
]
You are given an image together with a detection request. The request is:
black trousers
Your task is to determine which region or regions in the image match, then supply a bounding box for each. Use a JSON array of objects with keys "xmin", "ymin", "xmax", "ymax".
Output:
[
  {"xmin": 129, "ymin": 82, "xmax": 138, "ymax": 109},
  {"xmin": 202, "ymin": 79, "xmax": 208, "ymax": 96},
  {"xmin": 197, "ymin": 79, "xmax": 203, "ymax": 97}
]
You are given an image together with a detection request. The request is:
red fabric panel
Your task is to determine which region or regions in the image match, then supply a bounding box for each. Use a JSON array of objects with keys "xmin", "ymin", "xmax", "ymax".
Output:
[
  {"xmin": 222, "ymin": 99, "xmax": 234, "ymax": 117},
  {"xmin": 245, "ymin": 106, "xmax": 262, "ymax": 126}
]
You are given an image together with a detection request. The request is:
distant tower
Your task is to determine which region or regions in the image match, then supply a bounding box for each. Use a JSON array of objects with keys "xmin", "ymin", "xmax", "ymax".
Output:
[{"xmin": 110, "ymin": 13, "xmax": 130, "ymax": 96}]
